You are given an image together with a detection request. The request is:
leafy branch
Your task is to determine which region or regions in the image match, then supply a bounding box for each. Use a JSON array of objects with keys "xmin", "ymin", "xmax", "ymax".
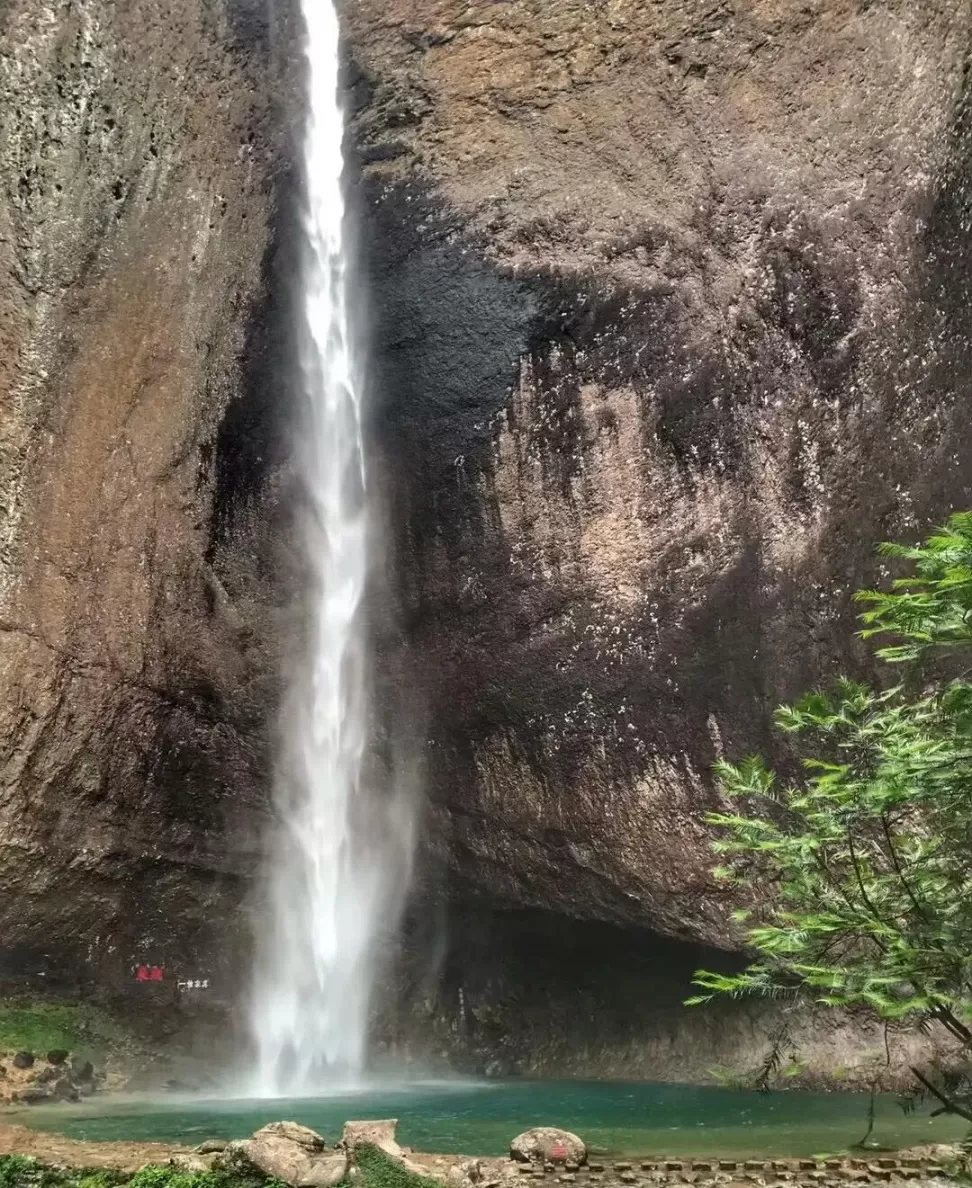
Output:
[{"xmin": 689, "ymin": 513, "xmax": 972, "ymax": 1117}]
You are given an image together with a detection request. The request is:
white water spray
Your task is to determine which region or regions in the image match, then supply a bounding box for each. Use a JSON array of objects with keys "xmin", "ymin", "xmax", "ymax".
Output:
[{"xmin": 248, "ymin": 0, "xmax": 412, "ymax": 1096}]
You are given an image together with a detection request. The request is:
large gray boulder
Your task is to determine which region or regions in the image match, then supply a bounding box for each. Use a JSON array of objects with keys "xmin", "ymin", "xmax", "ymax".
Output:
[
  {"xmin": 229, "ymin": 1121, "xmax": 348, "ymax": 1188},
  {"xmin": 510, "ymin": 1129, "xmax": 586, "ymax": 1166}
]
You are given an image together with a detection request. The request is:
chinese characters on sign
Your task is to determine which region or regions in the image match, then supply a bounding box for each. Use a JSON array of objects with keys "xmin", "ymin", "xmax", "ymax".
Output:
[{"xmin": 134, "ymin": 965, "xmax": 209, "ymax": 990}]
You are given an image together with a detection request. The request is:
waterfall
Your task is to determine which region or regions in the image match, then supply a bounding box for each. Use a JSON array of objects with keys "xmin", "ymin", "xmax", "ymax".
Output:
[{"xmin": 248, "ymin": 0, "xmax": 412, "ymax": 1096}]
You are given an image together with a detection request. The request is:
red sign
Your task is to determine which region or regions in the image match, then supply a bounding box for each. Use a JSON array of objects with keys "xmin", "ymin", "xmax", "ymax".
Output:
[
  {"xmin": 136, "ymin": 965, "xmax": 164, "ymax": 983},
  {"xmin": 550, "ymin": 1146, "xmax": 568, "ymax": 1163}
]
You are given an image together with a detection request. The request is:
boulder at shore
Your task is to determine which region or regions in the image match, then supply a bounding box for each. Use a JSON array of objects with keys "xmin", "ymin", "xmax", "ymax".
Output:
[
  {"xmin": 343, "ymin": 1120, "xmax": 401, "ymax": 1155},
  {"xmin": 227, "ymin": 1121, "xmax": 348, "ymax": 1188},
  {"xmin": 510, "ymin": 1129, "xmax": 587, "ymax": 1166},
  {"xmin": 343, "ymin": 1119, "xmax": 437, "ymax": 1179}
]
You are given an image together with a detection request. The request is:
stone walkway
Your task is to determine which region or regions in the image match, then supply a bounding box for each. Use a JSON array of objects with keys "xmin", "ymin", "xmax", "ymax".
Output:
[{"xmin": 509, "ymin": 1158, "xmax": 950, "ymax": 1188}]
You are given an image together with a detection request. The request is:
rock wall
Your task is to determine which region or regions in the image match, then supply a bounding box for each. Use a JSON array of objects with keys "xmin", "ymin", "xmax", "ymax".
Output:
[
  {"xmin": 0, "ymin": 0, "xmax": 291, "ymax": 996},
  {"xmin": 346, "ymin": 0, "xmax": 972, "ymax": 1075},
  {"xmin": 377, "ymin": 904, "xmax": 957, "ymax": 1087},
  {"xmin": 351, "ymin": 0, "xmax": 972, "ymax": 951}
]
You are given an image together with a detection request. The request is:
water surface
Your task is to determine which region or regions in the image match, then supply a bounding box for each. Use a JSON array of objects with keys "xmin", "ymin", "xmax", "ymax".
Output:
[{"xmin": 6, "ymin": 1080, "xmax": 967, "ymax": 1159}]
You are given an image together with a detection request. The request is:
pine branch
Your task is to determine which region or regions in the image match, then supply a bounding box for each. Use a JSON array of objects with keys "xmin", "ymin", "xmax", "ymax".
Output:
[{"xmin": 910, "ymin": 1066, "xmax": 972, "ymax": 1124}]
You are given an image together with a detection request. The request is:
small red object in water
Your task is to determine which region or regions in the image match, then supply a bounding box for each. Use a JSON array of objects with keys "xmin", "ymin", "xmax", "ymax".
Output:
[
  {"xmin": 150, "ymin": 966, "xmax": 164, "ymax": 982},
  {"xmin": 136, "ymin": 965, "xmax": 151, "ymax": 982},
  {"xmin": 550, "ymin": 1146, "xmax": 569, "ymax": 1163}
]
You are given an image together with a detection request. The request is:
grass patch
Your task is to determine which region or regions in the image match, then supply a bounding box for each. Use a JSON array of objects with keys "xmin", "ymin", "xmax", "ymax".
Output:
[
  {"xmin": 0, "ymin": 1160, "xmax": 284, "ymax": 1188},
  {"xmin": 0, "ymin": 1001, "xmax": 132, "ymax": 1060},
  {"xmin": 129, "ymin": 1166, "xmax": 282, "ymax": 1188},
  {"xmin": 353, "ymin": 1146, "xmax": 441, "ymax": 1188},
  {"xmin": 0, "ymin": 1157, "xmax": 126, "ymax": 1188}
]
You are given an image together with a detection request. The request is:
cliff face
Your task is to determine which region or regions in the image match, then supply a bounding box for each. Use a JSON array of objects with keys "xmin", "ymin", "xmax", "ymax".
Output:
[
  {"xmin": 350, "ymin": 0, "xmax": 972, "ymax": 951},
  {"xmin": 0, "ymin": 0, "xmax": 289, "ymax": 993},
  {"xmin": 1, "ymin": 0, "xmax": 972, "ymax": 1076}
]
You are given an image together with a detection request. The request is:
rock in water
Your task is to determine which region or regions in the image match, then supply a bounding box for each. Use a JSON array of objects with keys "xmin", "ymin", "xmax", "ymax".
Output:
[
  {"xmin": 228, "ymin": 1121, "xmax": 348, "ymax": 1188},
  {"xmin": 510, "ymin": 1130, "xmax": 586, "ymax": 1166},
  {"xmin": 12, "ymin": 1052, "xmax": 34, "ymax": 1070}
]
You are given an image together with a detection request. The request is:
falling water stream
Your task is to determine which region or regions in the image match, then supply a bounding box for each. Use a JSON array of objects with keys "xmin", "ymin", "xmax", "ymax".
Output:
[{"xmin": 248, "ymin": 0, "xmax": 412, "ymax": 1096}]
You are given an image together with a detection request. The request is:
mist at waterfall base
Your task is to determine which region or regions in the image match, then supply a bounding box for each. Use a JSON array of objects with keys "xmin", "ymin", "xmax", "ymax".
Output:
[{"xmin": 246, "ymin": 0, "xmax": 414, "ymax": 1095}]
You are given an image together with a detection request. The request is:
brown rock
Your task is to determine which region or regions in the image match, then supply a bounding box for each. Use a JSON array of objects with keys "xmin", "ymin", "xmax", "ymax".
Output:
[
  {"xmin": 256, "ymin": 1122, "xmax": 327, "ymax": 1152},
  {"xmin": 170, "ymin": 1155, "xmax": 213, "ymax": 1174},
  {"xmin": 343, "ymin": 1120, "xmax": 401, "ymax": 1155},
  {"xmin": 0, "ymin": 0, "xmax": 284, "ymax": 994},
  {"xmin": 511, "ymin": 1130, "xmax": 587, "ymax": 1167},
  {"xmin": 343, "ymin": 0, "xmax": 972, "ymax": 1087},
  {"xmin": 230, "ymin": 1122, "xmax": 347, "ymax": 1188}
]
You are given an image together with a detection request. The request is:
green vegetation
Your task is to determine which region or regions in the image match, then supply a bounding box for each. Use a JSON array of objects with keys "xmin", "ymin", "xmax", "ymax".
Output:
[
  {"xmin": 0, "ymin": 1159, "xmax": 281, "ymax": 1188},
  {"xmin": 130, "ymin": 1165, "xmax": 284, "ymax": 1188},
  {"xmin": 0, "ymin": 1146, "xmax": 438, "ymax": 1188},
  {"xmin": 0, "ymin": 1157, "xmax": 125, "ymax": 1188},
  {"xmin": 688, "ymin": 513, "xmax": 972, "ymax": 1119},
  {"xmin": 352, "ymin": 1146, "xmax": 441, "ymax": 1188},
  {"xmin": 0, "ymin": 1000, "xmax": 132, "ymax": 1060}
]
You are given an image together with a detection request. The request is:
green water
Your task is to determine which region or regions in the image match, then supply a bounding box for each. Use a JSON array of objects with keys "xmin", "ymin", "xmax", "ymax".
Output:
[{"xmin": 5, "ymin": 1081, "xmax": 968, "ymax": 1159}]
